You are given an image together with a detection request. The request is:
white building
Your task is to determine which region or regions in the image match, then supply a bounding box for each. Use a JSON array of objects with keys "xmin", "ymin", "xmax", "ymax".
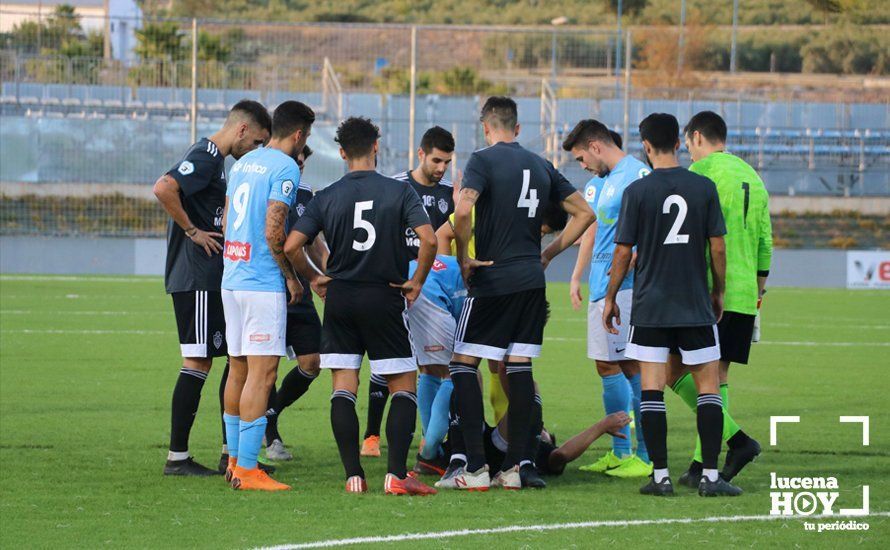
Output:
[{"xmin": 0, "ymin": 0, "xmax": 142, "ymax": 61}]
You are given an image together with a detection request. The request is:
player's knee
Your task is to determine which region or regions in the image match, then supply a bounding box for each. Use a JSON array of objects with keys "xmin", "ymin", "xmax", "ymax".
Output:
[
  {"xmin": 595, "ymin": 361, "xmax": 621, "ymax": 377},
  {"xmin": 183, "ymin": 357, "xmax": 212, "ymax": 373},
  {"xmin": 299, "ymin": 354, "xmax": 321, "ymax": 377}
]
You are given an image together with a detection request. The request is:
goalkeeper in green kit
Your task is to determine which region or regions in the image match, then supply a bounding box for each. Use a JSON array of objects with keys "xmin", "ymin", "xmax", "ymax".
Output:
[{"xmin": 669, "ymin": 111, "xmax": 773, "ymax": 488}]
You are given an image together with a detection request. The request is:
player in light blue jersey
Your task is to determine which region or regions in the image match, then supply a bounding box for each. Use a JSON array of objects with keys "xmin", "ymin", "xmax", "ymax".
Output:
[
  {"xmin": 407, "ymin": 255, "xmax": 466, "ymax": 476},
  {"xmin": 220, "ymin": 101, "xmax": 315, "ymax": 492},
  {"xmin": 566, "ymin": 122, "xmax": 653, "ymax": 479}
]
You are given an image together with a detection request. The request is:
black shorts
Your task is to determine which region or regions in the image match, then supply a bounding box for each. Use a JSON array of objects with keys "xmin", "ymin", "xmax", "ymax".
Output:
[
  {"xmin": 319, "ymin": 280, "xmax": 414, "ymax": 375},
  {"xmin": 626, "ymin": 324, "xmax": 720, "ymax": 366},
  {"xmin": 717, "ymin": 311, "xmax": 756, "ymax": 365},
  {"xmin": 455, "ymin": 288, "xmax": 547, "ymax": 360},
  {"xmin": 285, "ymin": 302, "xmax": 322, "ymax": 360},
  {"xmin": 171, "ymin": 290, "xmax": 227, "ymax": 359}
]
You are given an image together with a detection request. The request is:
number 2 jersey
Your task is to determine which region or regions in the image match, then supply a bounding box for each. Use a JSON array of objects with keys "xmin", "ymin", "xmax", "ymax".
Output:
[
  {"xmin": 460, "ymin": 142, "xmax": 577, "ymax": 297},
  {"xmin": 615, "ymin": 167, "xmax": 726, "ymax": 327},
  {"xmin": 222, "ymin": 147, "xmax": 300, "ymax": 293}
]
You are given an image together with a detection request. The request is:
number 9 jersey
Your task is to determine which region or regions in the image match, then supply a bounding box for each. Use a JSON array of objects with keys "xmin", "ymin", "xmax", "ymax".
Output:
[{"xmin": 222, "ymin": 147, "xmax": 300, "ymax": 293}]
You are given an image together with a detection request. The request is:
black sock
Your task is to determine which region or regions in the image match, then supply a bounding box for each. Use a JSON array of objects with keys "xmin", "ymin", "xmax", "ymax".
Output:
[
  {"xmin": 364, "ymin": 373, "xmax": 389, "ymax": 439},
  {"xmin": 640, "ymin": 390, "xmax": 668, "ymax": 470},
  {"xmin": 689, "ymin": 460, "xmax": 703, "ymax": 474},
  {"xmin": 330, "ymin": 390, "xmax": 364, "ymax": 479},
  {"xmin": 727, "ymin": 429, "xmax": 750, "ymax": 450},
  {"xmin": 265, "ymin": 383, "xmax": 280, "ymax": 443},
  {"xmin": 447, "ymin": 389, "xmax": 467, "ymax": 462},
  {"xmin": 170, "ymin": 367, "xmax": 208, "ymax": 454},
  {"xmin": 449, "ymin": 362, "xmax": 485, "ymax": 472},
  {"xmin": 503, "ymin": 361, "xmax": 535, "ymax": 470},
  {"xmin": 386, "ymin": 391, "xmax": 417, "ymax": 478},
  {"xmin": 525, "ymin": 393, "xmax": 544, "ymax": 465},
  {"xmin": 219, "ymin": 360, "xmax": 229, "ymax": 448},
  {"xmin": 697, "ymin": 393, "xmax": 724, "ymax": 470},
  {"xmin": 266, "ymin": 365, "xmax": 318, "ymax": 443}
]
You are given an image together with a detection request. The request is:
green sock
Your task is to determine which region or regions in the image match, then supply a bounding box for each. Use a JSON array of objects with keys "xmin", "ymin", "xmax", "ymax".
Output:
[
  {"xmin": 670, "ymin": 372, "xmax": 698, "ymax": 411},
  {"xmin": 721, "ymin": 383, "xmax": 730, "ymax": 411},
  {"xmin": 673, "ymin": 375, "xmax": 741, "ymax": 463}
]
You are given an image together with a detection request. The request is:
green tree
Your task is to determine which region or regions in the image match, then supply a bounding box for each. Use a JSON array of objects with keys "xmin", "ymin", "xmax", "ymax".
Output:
[
  {"xmin": 134, "ymin": 21, "xmax": 186, "ymax": 61},
  {"xmin": 605, "ymin": 0, "xmax": 648, "ymax": 16}
]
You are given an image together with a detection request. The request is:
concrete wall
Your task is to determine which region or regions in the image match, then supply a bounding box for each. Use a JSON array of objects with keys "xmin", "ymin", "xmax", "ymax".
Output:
[{"xmin": 0, "ymin": 236, "xmax": 867, "ymax": 288}]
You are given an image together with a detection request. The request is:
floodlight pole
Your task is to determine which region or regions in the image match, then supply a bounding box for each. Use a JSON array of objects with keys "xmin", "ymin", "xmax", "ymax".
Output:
[
  {"xmin": 622, "ymin": 31, "xmax": 632, "ymax": 150},
  {"xmin": 408, "ymin": 25, "xmax": 417, "ymax": 170},
  {"xmin": 190, "ymin": 18, "xmax": 198, "ymax": 144},
  {"xmin": 730, "ymin": 0, "xmax": 739, "ymax": 73},
  {"xmin": 678, "ymin": 0, "xmax": 686, "ymax": 73}
]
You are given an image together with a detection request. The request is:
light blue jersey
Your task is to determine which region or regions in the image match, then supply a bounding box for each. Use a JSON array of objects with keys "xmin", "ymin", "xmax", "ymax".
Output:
[
  {"xmin": 222, "ymin": 147, "xmax": 300, "ymax": 293},
  {"xmin": 408, "ymin": 255, "xmax": 466, "ymax": 320},
  {"xmin": 588, "ymin": 155, "xmax": 650, "ymax": 302}
]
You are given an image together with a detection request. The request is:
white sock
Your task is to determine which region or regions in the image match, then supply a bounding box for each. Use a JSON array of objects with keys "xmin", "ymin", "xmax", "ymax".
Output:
[
  {"xmin": 519, "ymin": 459, "xmax": 533, "ymax": 468},
  {"xmin": 450, "ymin": 453, "xmax": 467, "ymax": 465},
  {"xmin": 703, "ymin": 468, "xmax": 719, "ymax": 482},
  {"xmin": 653, "ymin": 468, "xmax": 670, "ymax": 483},
  {"xmin": 221, "ymin": 444, "xmax": 228, "ymax": 454},
  {"xmin": 168, "ymin": 450, "xmax": 190, "ymax": 461}
]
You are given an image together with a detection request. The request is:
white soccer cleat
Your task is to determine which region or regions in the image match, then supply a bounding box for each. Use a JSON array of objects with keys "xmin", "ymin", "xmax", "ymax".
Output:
[
  {"xmin": 434, "ymin": 463, "xmax": 466, "ymax": 490},
  {"xmin": 453, "ymin": 465, "xmax": 490, "ymax": 492},
  {"xmin": 490, "ymin": 466, "xmax": 521, "ymax": 490},
  {"xmin": 265, "ymin": 439, "xmax": 293, "ymax": 461}
]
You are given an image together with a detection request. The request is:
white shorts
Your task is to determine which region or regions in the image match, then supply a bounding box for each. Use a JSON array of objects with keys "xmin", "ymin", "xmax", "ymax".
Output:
[
  {"xmin": 222, "ymin": 289, "xmax": 287, "ymax": 357},
  {"xmin": 407, "ymin": 294, "xmax": 456, "ymax": 367},
  {"xmin": 588, "ymin": 289, "xmax": 633, "ymax": 362}
]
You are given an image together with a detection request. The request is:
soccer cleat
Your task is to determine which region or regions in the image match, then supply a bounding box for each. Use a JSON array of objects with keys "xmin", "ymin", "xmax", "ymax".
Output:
[
  {"xmin": 722, "ymin": 437, "xmax": 761, "ymax": 482},
  {"xmin": 579, "ymin": 451, "xmax": 626, "ymax": 473},
  {"xmin": 453, "ymin": 465, "xmax": 490, "ymax": 492},
  {"xmin": 360, "ymin": 435, "xmax": 381, "ymax": 457},
  {"xmin": 434, "ymin": 461, "xmax": 466, "ymax": 489},
  {"xmin": 519, "ymin": 463, "xmax": 547, "ymax": 489},
  {"xmin": 413, "ymin": 452, "xmax": 449, "ymax": 476},
  {"xmin": 490, "ymin": 466, "xmax": 521, "ymax": 490},
  {"xmin": 639, "ymin": 475, "xmax": 675, "ymax": 496},
  {"xmin": 345, "ymin": 475, "xmax": 368, "ymax": 493},
  {"xmin": 219, "ymin": 453, "xmax": 275, "ymax": 475},
  {"xmin": 678, "ymin": 468, "xmax": 702, "ymax": 489},
  {"xmin": 163, "ymin": 457, "xmax": 220, "ymax": 477},
  {"xmin": 230, "ymin": 466, "xmax": 290, "ymax": 491},
  {"xmin": 224, "ymin": 456, "xmax": 237, "ymax": 483},
  {"xmin": 384, "ymin": 473, "xmax": 437, "ymax": 496},
  {"xmin": 266, "ymin": 439, "xmax": 294, "ymax": 461},
  {"xmin": 605, "ymin": 455, "xmax": 653, "ymax": 478},
  {"xmin": 699, "ymin": 476, "xmax": 743, "ymax": 497}
]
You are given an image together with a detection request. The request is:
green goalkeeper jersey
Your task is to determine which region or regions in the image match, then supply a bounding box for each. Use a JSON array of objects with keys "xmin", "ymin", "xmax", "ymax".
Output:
[{"xmin": 690, "ymin": 152, "xmax": 772, "ymax": 315}]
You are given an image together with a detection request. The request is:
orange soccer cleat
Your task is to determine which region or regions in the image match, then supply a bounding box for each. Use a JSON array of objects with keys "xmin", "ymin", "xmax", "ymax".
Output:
[
  {"xmin": 230, "ymin": 466, "xmax": 291, "ymax": 491},
  {"xmin": 360, "ymin": 435, "xmax": 381, "ymax": 457},
  {"xmin": 384, "ymin": 473, "xmax": 437, "ymax": 496},
  {"xmin": 345, "ymin": 475, "xmax": 368, "ymax": 493}
]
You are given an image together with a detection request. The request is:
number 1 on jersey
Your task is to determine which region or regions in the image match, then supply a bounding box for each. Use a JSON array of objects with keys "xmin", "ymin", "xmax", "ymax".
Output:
[
  {"xmin": 352, "ymin": 200, "xmax": 376, "ymax": 251},
  {"xmin": 517, "ymin": 169, "xmax": 539, "ymax": 218},
  {"xmin": 662, "ymin": 194, "xmax": 690, "ymax": 245}
]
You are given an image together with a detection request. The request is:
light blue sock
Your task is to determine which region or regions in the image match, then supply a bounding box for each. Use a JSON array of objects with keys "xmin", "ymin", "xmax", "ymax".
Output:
[
  {"xmin": 236, "ymin": 416, "xmax": 267, "ymax": 470},
  {"xmin": 627, "ymin": 372, "xmax": 649, "ymax": 462},
  {"xmin": 417, "ymin": 373, "xmax": 442, "ymax": 436},
  {"xmin": 602, "ymin": 373, "xmax": 632, "ymax": 458},
  {"xmin": 223, "ymin": 413, "xmax": 240, "ymax": 459},
  {"xmin": 421, "ymin": 379, "xmax": 453, "ymax": 460}
]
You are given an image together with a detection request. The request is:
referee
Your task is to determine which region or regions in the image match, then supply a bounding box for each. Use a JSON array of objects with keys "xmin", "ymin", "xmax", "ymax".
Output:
[{"xmin": 153, "ymin": 100, "xmax": 271, "ymax": 476}]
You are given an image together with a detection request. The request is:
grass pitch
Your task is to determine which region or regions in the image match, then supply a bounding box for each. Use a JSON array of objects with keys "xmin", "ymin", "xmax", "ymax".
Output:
[{"xmin": 0, "ymin": 276, "xmax": 887, "ymax": 548}]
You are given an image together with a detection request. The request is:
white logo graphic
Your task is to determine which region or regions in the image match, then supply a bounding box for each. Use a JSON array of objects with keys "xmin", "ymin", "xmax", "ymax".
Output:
[
  {"xmin": 585, "ymin": 185, "xmax": 596, "ymax": 200},
  {"xmin": 296, "ymin": 203, "xmax": 306, "ymax": 217},
  {"xmin": 438, "ymin": 198, "xmax": 449, "ymax": 214},
  {"xmin": 178, "ymin": 161, "xmax": 194, "ymax": 176},
  {"xmin": 213, "ymin": 331, "xmax": 223, "ymax": 349},
  {"xmin": 282, "ymin": 180, "xmax": 294, "ymax": 197},
  {"xmin": 638, "ymin": 167, "xmax": 651, "ymax": 179}
]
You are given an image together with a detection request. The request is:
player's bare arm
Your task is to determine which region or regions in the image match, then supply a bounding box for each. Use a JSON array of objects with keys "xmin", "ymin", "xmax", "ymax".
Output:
[
  {"xmin": 391, "ymin": 223, "xmax": 436, "ymax": 304},
  {"xmin": 266, "ymin": 200, "xmax": 302, "ymax": 304},
  {"xmin": 569, "ymin": 221, "xmax": 596, "ymax": 310},
  {"xmin": 454, "ymin": 187, "xmax": 492, "ymax": 283},
  {"xmin": 542, "ymin": 192, "xmax": 596, "ymax": 269},
  {"xmin": 153, "ymin": 174, "xmax": 222, "ymax": 257},
  {"xmin": 708, "ymin": 235, "xmax": 727, "ymax": 322},
  {"xmin": 603, "ymin": 243, "xmax": 633, "ymax": 334},
  {"xmin": 308, "ymin": 233, "xmax": 329, "ymax": 273},
  {"xmin": 285, "ymin": 229, "xmax": 331, "ymax": 300},
  {"xmin": 548, "ymin": 411, "xmax": 630, "ymax": 470},
  {"xmin": 435, "ymin": 221, "xmax": 455, "ymax": 255}
]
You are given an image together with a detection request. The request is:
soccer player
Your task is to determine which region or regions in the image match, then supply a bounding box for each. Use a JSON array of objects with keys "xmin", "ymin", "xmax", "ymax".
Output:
[
  {"xmin": 285, "ymin": 117, "xmax": 438, "ymax": 495},
  {"xmin": 450, "ymin": 96, "xmax": 596, "ymax": 491},
  {"xmin": 264, "ymin": 145, "xmax": 329, "ymax": 461},
  {"xmin": 670, "ymin": 110, "xmax": 770, "ymax": 486},
  {"xmin": 564, "ymin": 121, "xmax": 652, "ymax": 479},
  {"xmin": 221, "ymin": 100, "xmax": 315, "ymax": 491},
  {"xmin": 361, "ymin": 126, "xmax": 456, "ymax": 458},
  {"xmin": 603, "ymin": 112, "xmax": 741, "ymax": 497},
  {"xmin": 153, "ymin": 100, "xmax": 271, "ymax": 476}
]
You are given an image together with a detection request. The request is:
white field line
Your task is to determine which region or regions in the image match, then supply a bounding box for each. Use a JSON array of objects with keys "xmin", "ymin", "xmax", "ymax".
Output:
[
  {"xmin": 1, "ymin": 329, "xmax": 171, "ymax": 335},
  {"xmin": 0, "ymin": 309, "xmax": 166, "ymax": 316},
  {"xmin": 544, "ymin": 337, "xmax": 890, "ymax": 347},
  {"xmin": 0, "ymin": 275, "xmax": 161, "ymax": 283},
  {"xmin": 255, "ymin": 511, "xmax": 890, "ymax": 550},
  {"xmin": 553, "ymin": 318, "xmax": 890, "ymax": 329}
]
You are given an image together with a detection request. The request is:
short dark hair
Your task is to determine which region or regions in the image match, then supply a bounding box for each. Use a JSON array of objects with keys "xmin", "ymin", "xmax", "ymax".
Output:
[
  {"xmin": 542, "ymin": 200, "xmax": 568, "ymax": 232},
  {"xmin": 335, "ymin": 116, "xmax": 380, "ymax": 158},
  {"xmin": 302, "ymin": 144, "xmax": 313, "ymax": 159},
  {"xmin": 480, "ymin": 96, "xmax": 518, "ymax": 129},
  {"xmin": 684, "ymin": 110, "xmax": 727, "ymax": 144},
  {"xmin": 639, "ymin": 113, "xmax": 680, "ymax": 154},
  {"xmin": 272, "ymin": 101, "xmax": 315, "ymax": 140},
  {"xmin": 561, "ymin": 119, "xmax": 613, "ymax": 151},
  {"xmin": 609, "ymin": 130, "xmax": 623, "ymax": 150},
  {"xmin": 230, "ymin": 99, "xmax": 271, "ymax": 133},
  {"xmin": 420, "ymin": 126, "xmax": 455, "ymax": 154}
]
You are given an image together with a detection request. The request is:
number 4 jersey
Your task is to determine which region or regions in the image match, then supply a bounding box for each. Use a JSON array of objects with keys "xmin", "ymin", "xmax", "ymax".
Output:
[
  {"xmin": 222, "ymin": 147, "xmax": 300, "ymax": 293},
  {"xmin": 615, "ymin": 167, "xmax": 726, "ymax": 327}
]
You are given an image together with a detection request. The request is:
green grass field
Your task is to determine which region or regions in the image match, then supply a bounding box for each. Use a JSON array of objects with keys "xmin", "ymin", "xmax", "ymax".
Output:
[{"xmin": 0, "ymin": 276, "xmax": 887, "ymax": 548}]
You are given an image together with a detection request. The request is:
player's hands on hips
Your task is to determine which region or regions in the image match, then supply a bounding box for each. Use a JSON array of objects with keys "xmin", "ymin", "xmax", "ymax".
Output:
[
  {"xmin": 711, "ymin": 290, "xmax": 724, "ymax": 323},
  {"xmin": 286, "ymin": 278, "xmax": 303, "ymax": 305},
  {"xmin": 311, "ymin": 275, "xmax": 332, "ymax": 301},
  {"xmin": 602, "ymin": 411, "xmax": 631, "ymax": 438},
  {"xmin": 460, "ymin": 258, "xmax": 493, "ymax": 286},
  {"xmin": 602, "ymin": 298, "xmax": 621, "ymax": 335},
  {"xmin": 569, "ymin": 279, "xmax": 583, "ymax": 310},
  {"xmin": 189, "ymin": 228, "xmax": 223, "ymax": 256},
  {"xmin": 390, "ymin": 279, "xmax": 421, "ymax": 306},
  {"xmin": 540, "ymin": 253, "xmax": 551, "ymax": 270}
]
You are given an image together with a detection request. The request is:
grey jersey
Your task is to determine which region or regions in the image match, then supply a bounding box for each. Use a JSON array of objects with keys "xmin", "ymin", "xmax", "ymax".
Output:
[
  {"xmin": 163, "ymin": 138, "xmax": 226, "ymax": 293},
  {"xmin": 615, "ymin": 167, "xmax": 727, "ymax": 327},
  {"xmin": 460, "ymin": 141, "xmax": 576, "ymax": 297},
  {"xmin": 392, "ymin": 170, "xmax": 454, "ymax": 258},
  {"xmin": 293, "ymin": 170, "xmax": 431, "ymax": 284}
]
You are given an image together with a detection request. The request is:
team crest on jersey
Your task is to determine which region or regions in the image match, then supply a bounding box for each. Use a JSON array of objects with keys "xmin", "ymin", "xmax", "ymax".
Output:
[
  {"xmin": 431, "ymin": 259, "xmax": 447, "ymax": 272},
  {"xmin": 282, "ymin": 180, "xmax": 294, "ymax": 197},
  {"xmin": 585, "ymin": 185, "xmax": 596, "ymax": 200},
  {"xmin": 223, "ymin": 240, "xmax": 251, "ymax": 262},
  {"xmin": 296, "ymin": 203, "xmax": 306, "ymax": 217},
  {"xmin": 438, "ymin": 198, "xmax": 449, "ymax": 214},
  {"xmin": 638, "ymin": 167, "xmax": 651, "ymax": 179},
  {"xmin": 213, "ymin": 331, "xmax": 223, "ymax": 349},
  {"xmin": 178, "ymin": 161, "xmax": 194, "ymax": 176}
]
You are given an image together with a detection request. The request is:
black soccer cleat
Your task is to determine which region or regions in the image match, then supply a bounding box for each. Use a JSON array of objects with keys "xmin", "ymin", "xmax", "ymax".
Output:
[
  {"xmin": 721, "ymin": 437, "xmax": 761, "ymax": 482},
  {"xmin": 218, "ymin": 453, "xmax": 276, "ymax": 475},
  {"xmin": 699, "ymin": 476, "xmax": 743, "ymax": 497},
  {"xmin": 678, "ymin": 469, "xmax": 702, "ymax": 489},
  {"xmin": 639, "ymin": 475, "xmax": 674, "ymax": 496},
  {"xmin": 164, "ymin": 457, "xmax": 220, "ymax": 476},
  {"xmin": 519, "ymin": 463, "xmax": 547, "ymax": 489},
  {"xmin": 413, "ymin": 452, "xmax": 449, "ymax": 476}
]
